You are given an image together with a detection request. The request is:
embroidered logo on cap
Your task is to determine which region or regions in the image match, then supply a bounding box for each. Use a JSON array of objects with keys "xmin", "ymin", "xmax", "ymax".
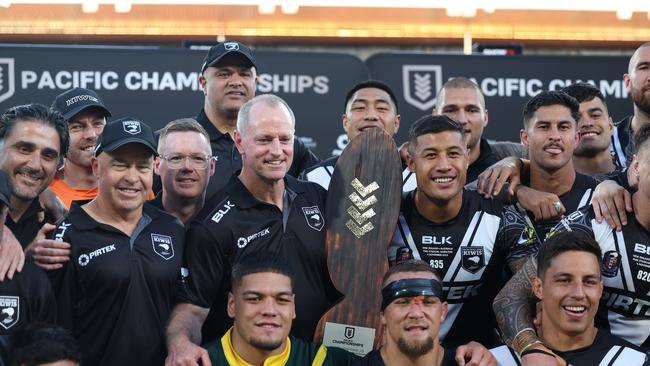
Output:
[{"xmin": 123, "ymin": 120, "xmax": 141, "ymax": 135}]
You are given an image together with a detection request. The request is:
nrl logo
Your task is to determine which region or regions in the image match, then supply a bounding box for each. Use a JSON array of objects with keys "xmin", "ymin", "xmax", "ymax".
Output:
[
  {"xmin": 0, "ymin": 58, "xmax": 16, "ymax": 104},
  {"xmin": 123, "ymin": 120, "xmax": 141, "ymax": 135},
  {"xmin": 0, "ymin": 296, "xmax": 19, "ymax": 330},
  {"xmin": 402, "ymin": 65, "xmax": 442, "ymax": 111},
  {"xmin": 344, "ymin": 326, "xmax": 355, "ymax": 340}
]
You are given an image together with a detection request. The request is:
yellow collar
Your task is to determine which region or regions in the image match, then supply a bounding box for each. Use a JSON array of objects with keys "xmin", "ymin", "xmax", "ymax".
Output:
[{"xmin": 221, "ymin": 327, "xmax": 291, "ymax": 366}]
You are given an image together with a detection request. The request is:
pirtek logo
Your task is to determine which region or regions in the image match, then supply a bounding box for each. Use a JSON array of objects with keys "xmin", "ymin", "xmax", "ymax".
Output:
[
  {"xmin": 212, "ymin": 201, "xmax": 235, "ymax": 223},
  {"xmin": 78, "ymin": 244, "xmax": 116, "ymax": 267}
]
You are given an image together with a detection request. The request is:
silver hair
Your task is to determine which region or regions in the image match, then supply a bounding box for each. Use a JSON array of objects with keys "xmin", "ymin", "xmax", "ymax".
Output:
[{"xmin": 236, "ymin": 94, "xmax": 296, "ymax": 136}]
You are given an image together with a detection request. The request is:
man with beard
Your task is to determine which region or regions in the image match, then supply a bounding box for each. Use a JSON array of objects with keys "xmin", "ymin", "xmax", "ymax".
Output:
[
  {"xmin": 152, "ymin": 118, "xmax": 215, "ymax": 224},
  {"xmin": 50, "ymin": 87, "xmax": 110, "ymax": 208},
  {"xmin": 493, "ymin": 122, "xmax": 650, "ymax": 366},
  {"xmin": 203, "ymin": 253, "xmax": 357, "ymax": 365},
  {"xmin": 491, "ymin": 232, "xmax": 649, "ymax": 366},
  {"xmin": 0, "ymin": 104, "xmax": 70, "ymax": 267},
  {"xmin": 611, "ymin": 42, "xmax": 650, "ymax": 169},
  {"xmin": 355, "ymin": 260, "xmax": 496, "ymax": 366},
  {"xmin": 561, "ymin": 83, "xmax": 617, "ymax": 175}
]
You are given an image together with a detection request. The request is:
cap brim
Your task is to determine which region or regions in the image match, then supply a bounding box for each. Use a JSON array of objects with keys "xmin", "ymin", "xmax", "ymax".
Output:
[
  {"xmin": 63, "ymin": 104, "xmax": 112, "ymax": 120},
  {"xmin": 97, "ymin": 138, "xmax": 158, "ymax": 157},
  {"xmin": 204, "ymin": 51, "xmax": 256, "ymax": 72}
]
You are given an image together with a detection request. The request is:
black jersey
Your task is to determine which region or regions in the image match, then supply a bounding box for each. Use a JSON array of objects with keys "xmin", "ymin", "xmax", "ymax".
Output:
[
  {"xmin": 0, "ymin": 261, "xmax": 56, "ymax": 366},
  {"xmin": 388, "ymin": 189, "xmax": 530, "ymax": 347},
  {"xmin": 51, "ymin": 203, "xmax": 185, "ymax": 366},
  {"xmin": 490, "ymin": 330, "xmax": 650, "ymax": 366},
  {"xmin": 353, "ymin": 348, "xmax": 458, "ymax": 366},
  {"xmin": 612, "ymin": 116, "xmax": 633, "ymax": 170},
  {"xmin": 178, "ymin": 175, "xmax": 340, "ymax": 343},
  {"xmin": 552, "ymin": 205, "xmax": 650, "ymax": 347},
  {"xmin": 5, "ymin": 199, "xmax": 46, "ymax": 248},
  {"xmin": 513, "ymin": 172, "xmax": 597, "ymax": 254}
]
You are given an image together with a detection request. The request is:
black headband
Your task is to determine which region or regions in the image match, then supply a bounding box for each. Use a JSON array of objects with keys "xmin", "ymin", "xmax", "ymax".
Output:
[{"xmin": 381, "ymin": 278, "xmax": 444, "ymax": 310}]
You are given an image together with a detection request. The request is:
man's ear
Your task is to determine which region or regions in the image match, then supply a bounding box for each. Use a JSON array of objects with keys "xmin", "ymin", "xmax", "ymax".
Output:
[
  {"xmin": 520, "ymin": 129, "xmax": 529, "ymax": 148},
  {"xmin": 532, "ymin": 276, "xmax": 543, "ymax": 301},
  {"xmin": 227, "ymin": 292, "xmax": 236, "ymax": 318},
  {"xmin": 441, "ymin": 301, "xmax": 449, "ymax": 322},
  {"xmin": 199, "ymin": 74, "xmax": 208, "ymax": 96}
]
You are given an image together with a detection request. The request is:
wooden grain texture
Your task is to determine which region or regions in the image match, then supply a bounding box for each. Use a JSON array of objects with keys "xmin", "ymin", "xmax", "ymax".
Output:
[{"xmin": 314, "ymin": 128, "xmax": 402, "ymax": 345}]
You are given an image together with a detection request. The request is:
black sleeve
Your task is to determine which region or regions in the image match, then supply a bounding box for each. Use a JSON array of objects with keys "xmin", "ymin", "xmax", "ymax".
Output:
[
  {"xmin": 289, "ymin": 138, "xmax": 321, "ymax": 177},
  {"xmin": 175, "ymin": 222, "xmax": 228, "ymax": 308},
  {"xmin": 30, "ymin": 264, "xmax": 57, "ymax": 324},
  {"xmin": 49, "ymin": 235, "xmax": 77, "ymax": 330}
]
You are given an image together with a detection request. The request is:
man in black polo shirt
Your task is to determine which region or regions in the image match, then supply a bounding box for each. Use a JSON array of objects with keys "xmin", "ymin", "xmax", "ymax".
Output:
[
  {"xmin": 51, "ymin": 118, "xmax": 185, "ymax": 366},
  {"xmin": 0, "ymin": 103, "xmax": 70, "ymax": 272},
  {"xmin": 194, "ymin": 40, "xmax": 318, "ymax": 199},
  {"xmin": 0, "ymin": 170, "xmax": 57, "ymax": 366},
  {"xmin": 166, "ymin": 94, "xmax": 338, "ymax": 366}
]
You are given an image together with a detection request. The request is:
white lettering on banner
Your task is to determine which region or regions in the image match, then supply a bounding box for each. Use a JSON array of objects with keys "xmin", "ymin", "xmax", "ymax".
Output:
[
  {"xmin": 21, "ymin": 70, "xmax": 119, "ymax": 90},
  {"xmin": 468, "ymin": 77, "xmax": 627, "ymax": 99},
  {"xmin": 257, "ymin": 74, "xmax": 329, "ymax": 94},
  {"xmin": 124, "ymin": 71, "xmax": 201, "ymax": 91},
  {"xmin": 20, "ymin": 70, "xmax": 199, "ymax": 91}
]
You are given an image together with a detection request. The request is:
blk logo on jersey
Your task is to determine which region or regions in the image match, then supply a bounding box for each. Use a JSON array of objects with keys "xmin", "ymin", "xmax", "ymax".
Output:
[
  {"xmin": 122, "ymin": 120, "xmax": 141, "ymax": 135},
  {"xmin": 151, "ymin": 234, "xmax": 174, "ymax": 260},
  {"xmin": 302, "ymin": 206, "xmax": 324, "ymax": 231},
  {"xmin": 602, "ymin": 250, "xmax": 621, "ymax": 277},
  {"xmin": 0, "ymin": 296, "xmax": 19, "ymax": 330},
  {"xmin": 461, "ymin": 246, "xmax": 485, "ymax": 274}
]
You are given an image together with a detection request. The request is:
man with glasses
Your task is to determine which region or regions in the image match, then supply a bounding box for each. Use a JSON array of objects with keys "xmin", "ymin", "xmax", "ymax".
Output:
[{"xmin": 153, "ymin": 118, "xmax": 215, "ymax": 225}]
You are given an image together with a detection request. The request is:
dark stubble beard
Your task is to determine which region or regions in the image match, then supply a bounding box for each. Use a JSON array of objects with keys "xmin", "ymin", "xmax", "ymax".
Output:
[
  {"xmin": 632, "ymin": 87, "xmax": 650, "ymax": 116},
  {"xmin": 249, "ymin": 336, "xmax": 284, "ymax": 352},
  {"xmin": 397, "ymin": 335, "xmax": 435, "ymax": 359}
]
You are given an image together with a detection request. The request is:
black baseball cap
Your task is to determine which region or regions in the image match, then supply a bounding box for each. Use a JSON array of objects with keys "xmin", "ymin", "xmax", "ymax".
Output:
[
  {"xmin": 200, "ymin": 41, "xmax": 257, "ymax": 74},
  {"xmin": 0, "ymin": 170, "xmax": 11, "ymax": 207},
  {"xmin": 94, "ymin": 117, "xmax": 157, "ymax": 157},
  {"xmin": 52, "ymin": 87, "xmax": 112, "ymax": 120}
]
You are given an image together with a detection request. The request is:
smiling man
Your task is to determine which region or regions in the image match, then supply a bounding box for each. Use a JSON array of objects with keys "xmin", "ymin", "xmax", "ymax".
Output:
[
  {"xmin": 50, "ymin": 87, "xmax": 111, "ymax": 208},
  {"xmin": 194, "ymin": 41, "xmax": 318, "ymax": 200},
  {"xmin": 0, "ymin": 104, "xmax": 69, "ymax": 249},
  {"xmin": 203, "ymin": 253, "xmax": 356, "ymax": 365},
  {"xmin": 51, "ymin": 117, "xmax": 185, "ymax": 366},
  {"xmin": 166, "ymin": 94, "xmax": 339, "ymax": 366},
  {"xmin": 491, "ymin": 232, "xmax": 649, "ymax": 366},
  {"xmin": 389, "ymin": 115, "xmax": 535, "ymax": 348},
  {"xmin": 304, "ymin": 80, "xmax": 402, "ymax": 190},
  {"xmin": 560, "ymin": 83, "xmax": 617, "ymax": 175}
]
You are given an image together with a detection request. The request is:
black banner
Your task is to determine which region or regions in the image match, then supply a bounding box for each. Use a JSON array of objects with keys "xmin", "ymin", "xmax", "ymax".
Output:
[
  {"xmin": 0, "ymin": 46, "xmax": 633, "ymax": 159},
  {"xmin": 367, "ymin": 52, "xmax": 631, "ymax": 144},
  {"xmin": 0, "ymin": 45, "xmax": 369, "ymax": 159}
]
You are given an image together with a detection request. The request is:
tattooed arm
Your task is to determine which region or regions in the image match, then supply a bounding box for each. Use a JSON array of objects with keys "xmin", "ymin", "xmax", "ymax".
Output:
[
  {"xmin": 494, "ymin": 255, "xmax": 539, "ymax": 348},
  {"xmin": 495, "ymin": 256, "xmax": 567, "ymax": 366}
]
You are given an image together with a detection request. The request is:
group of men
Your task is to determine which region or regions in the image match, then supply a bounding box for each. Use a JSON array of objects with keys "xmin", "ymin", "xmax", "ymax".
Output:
[{"xmin": 0, "ymin": 39, "xmax": 648, "ymax": 366}]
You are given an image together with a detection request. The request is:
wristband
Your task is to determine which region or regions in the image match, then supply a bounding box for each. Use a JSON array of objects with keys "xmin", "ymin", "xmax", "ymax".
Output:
[{"xmin": 512, "ymin": 328, "xmax": 539, "ymax": 355}]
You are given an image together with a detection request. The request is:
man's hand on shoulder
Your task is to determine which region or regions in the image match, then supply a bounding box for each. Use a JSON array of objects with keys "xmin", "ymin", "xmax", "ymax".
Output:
[
  {"xmin": 24, "ymin": 223, "xmax": 71, "ymax": 271},
  {"xmin": 165, "ymin": 336, "xmax": 212, "ymax": 366},
  {"xmin": 0, "ymin": 226, "xmax": 25, "ymax": 281},
  {"xmin": 455, "ymin": 341, "xmax": 497, "ymax": 366}
]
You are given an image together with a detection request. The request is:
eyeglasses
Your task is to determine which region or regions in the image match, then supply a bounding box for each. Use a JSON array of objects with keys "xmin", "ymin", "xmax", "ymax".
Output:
[{"xmin": 161, "ymin": 154, "xmax": 212, "ymax": 169}]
